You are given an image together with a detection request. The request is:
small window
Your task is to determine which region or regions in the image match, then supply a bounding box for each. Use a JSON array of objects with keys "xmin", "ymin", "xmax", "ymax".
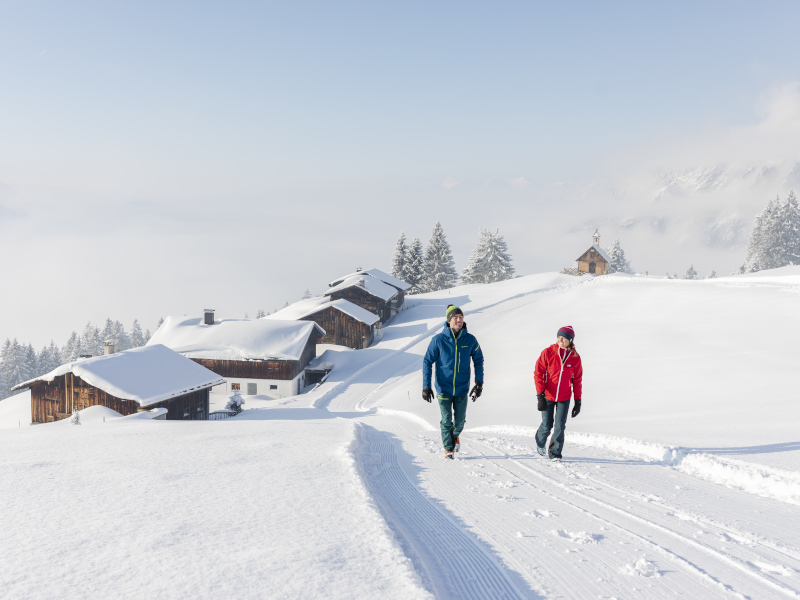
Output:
[
  {"xmin": 231, "ymin": 383, "xmax": 241, "ymax": 391},
  {"xmin": 270, "ymin": 384, "xmax": 278, "ymax": 390},
  {"xmin": 247, "ymin": 383, "xmax": 257, "ymax": 395}
]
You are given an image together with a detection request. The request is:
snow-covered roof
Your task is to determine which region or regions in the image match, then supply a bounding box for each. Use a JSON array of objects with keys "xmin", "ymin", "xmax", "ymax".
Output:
[
  {"xmin": 577, "ymin": 244, "xmax": 612, "ymax": 263},
  {"xmin": 325, "ymin": 274, "xmax": 398, "ymax": 302},
  {"xmin": 12, "ymin": 344, "xmax": 225, "ymax": 407},
  {"xmin": 147, "ymin": 316, "xmax": 325, "ymax": 361},
  {"xmin": 329, "ymin": 268, "xmax": 411, "ymax": 292},
  {"xmin": 301, "ymin": 299, "xmax": 380, "ymax": 326},
  {"xmin": 263, "ymin": 297, "xmax": 330, "ymax": 321}
]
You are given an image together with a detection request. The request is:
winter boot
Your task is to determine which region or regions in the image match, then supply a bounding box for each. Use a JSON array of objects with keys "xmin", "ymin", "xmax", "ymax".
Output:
[
  {"xmin": 445, "ymin": 450, "xmax": 454, "ymax": 460},
  {"xmin": 454, "ymin": 437, "xmax": 461, "ymax": 452},
  {"xmin": 537, "ymin": 446, "xmax": 546, "ymax": 457},
  {"xmin": 550, "ymin": 456, "xmax": 562, "ymax": 463}
]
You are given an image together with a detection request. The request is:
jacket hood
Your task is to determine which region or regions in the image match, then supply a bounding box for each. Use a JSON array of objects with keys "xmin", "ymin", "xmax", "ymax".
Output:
[{"xmin": 442, "ymin": 322, "xmax": 468, "ymax": 334}]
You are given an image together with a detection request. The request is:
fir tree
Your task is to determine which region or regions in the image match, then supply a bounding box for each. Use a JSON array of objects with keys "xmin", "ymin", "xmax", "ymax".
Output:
[
  {"xmin": 605, "ymin": 239, "xmax": 633, "ymax": 274},
  {"xmin": 129, "ymin": 319, "xmax": 145, "ymax": 348},
  {"xmin": 114, "ymin": 321, "xmax": 131, "ymax": 351},
  {"xmin": 256, "ymin": 309, "xmax": 266, "ymax": 319},
  {"xmin": 0, "ymin": 365, "xmax": 8, "ymax": 400},
  {"xmin": 62, "ymin": 332, "xmax": 80, "ymax": 362},
  {"xmin": 744, "ymin": 191, "xmax": 800, "ymax": 272},
  {"xmin": 405, "ymin": 238, "xmax": 425, "ymax": 294},
  {"xmin": 423, "ymin": 222, "xmax": 458, "ymax": 292},
  {"xmin": 461, "ymin": 228, "xmax": 515, "ymax": 284},
  {"xmin": 144, "ymin": 329, "xmax": 152, "ymax": 343},
  {"xmin": 390, "ymin": 232, "xmax": 409, "ymax": 282},
  {"xmin": 23, "ymin": 344, "xmax": 37, "ymax": 381},
  {"xmin": 1, "ymin": 339, "xmax": 28, "ymax": 389},
  {"xmin": 708, "ymin": 270, "xmax": 717, "ymax": 279},
  {"xmin": 156, "ymin": 317, "xmax": 165, "ymax": 331},
  {"xmin": 302, "ymin": 289, "xmax": 312, "ymax": 300},
  {"xmin": 684, "ymin": 265, "xmax": 698, "ymax": 280}
]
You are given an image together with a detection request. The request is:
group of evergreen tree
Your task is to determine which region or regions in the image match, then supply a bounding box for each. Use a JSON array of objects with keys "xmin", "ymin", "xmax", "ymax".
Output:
[
  {"xmin": 391, "ymin": 223, "xmax": 515, "ymax": 293},
  {"xmin": 605, "ymin": 239, "xmax": 633, "ymax": 274},
  {"xmin": 742, "ymin": 191, "xmax": 800, "ymax": 273},
  {"xmin": 0, "ymin": 318, "xmax": 152, "ymax": 400}
]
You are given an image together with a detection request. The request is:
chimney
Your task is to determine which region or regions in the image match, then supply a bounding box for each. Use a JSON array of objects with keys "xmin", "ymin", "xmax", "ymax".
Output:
[
  {"xmin": 358, "ymin": 278, "xmax": 366, "ymax": 287},
  {"xmin": 204, "ymin": 309, "xmax": 215, "ymax": 325},
  {"xmin": 104, "ymin": 341, "xmax": 115, "ymax": 355}
]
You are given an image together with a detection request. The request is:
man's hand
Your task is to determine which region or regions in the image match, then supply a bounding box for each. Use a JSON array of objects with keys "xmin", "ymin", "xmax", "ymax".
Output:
[
  {"xmin": 422, "ymin": 388, "xmax": 434, "ymax": 403},
  {"xmin": 537, "ymin": 392, "xmax": 547, "ymax": 412},
  {"xmin": 571, "ymin": 398, "xmax": 582, "ymax": 418},
  {"xmin": 469, "ymin": 382, "xmax": 483, "ymax": 402}
]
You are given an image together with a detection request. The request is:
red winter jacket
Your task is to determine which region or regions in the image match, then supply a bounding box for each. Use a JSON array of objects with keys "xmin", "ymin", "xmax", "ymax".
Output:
[{"xmin": 534, "ymin": 344, "xmax": 583, "ymax": 403}]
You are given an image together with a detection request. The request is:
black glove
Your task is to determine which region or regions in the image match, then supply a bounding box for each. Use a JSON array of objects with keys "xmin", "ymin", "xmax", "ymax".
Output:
[
  {"xmin": 571, "ymin": 398, "xmax": 581, "ymax": 418},
  {"xmin": 470, "ymin": 382, "xmax": 483, "ymax": 402},
  {"xmin": 537, "ymin": 393, "xmax": 547, "ymax": 411},
  {"xmin": 422, "ymin": 388, "xmax": 434, "ymax": 403}
]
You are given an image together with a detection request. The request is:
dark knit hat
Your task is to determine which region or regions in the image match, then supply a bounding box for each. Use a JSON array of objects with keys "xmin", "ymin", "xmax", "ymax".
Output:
[
  {"xmin": 446, "ymin": 304, "xmax": 463, "ymax": 322},
  {"xmin": 557, "ymin": 325, "xmax": 575, "ymax": 341}
]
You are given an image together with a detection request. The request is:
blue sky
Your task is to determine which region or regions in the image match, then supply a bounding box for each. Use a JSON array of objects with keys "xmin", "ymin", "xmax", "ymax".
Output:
[{"xmin": 2, "ymin": 1, "xmax": 800, "ymax": 345}]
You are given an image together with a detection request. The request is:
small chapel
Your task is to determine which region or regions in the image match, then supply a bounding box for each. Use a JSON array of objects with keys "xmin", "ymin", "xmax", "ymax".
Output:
[{"xmin": 576, "ymin": 230, "xmax": 611, "ymax": 275}]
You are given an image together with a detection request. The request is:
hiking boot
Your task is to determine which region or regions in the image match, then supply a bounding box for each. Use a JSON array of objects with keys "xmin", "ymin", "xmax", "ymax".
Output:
[
  {"xmin": 454, "ymin": 437, "xmax": 461, "ymax": 452},
  {"xmin": 445, "ymin": 450, "xmax": 454, "ymax": 460},
  {"xmin": 537, "ymin": 446, "xmax": 546, "ymax": 456},
  {"xmin": 550, "ymin": 456, "xmax": 562, "ymax": 463}
]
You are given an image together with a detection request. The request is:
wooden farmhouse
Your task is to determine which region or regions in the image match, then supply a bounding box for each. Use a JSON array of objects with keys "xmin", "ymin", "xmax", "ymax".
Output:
[
  {"xmin": 325, "ymin": 273, "xmax": 399, "ymax": 324},
  {"xmin": 328, "ymin": 268, "xmax": 411, "ymax": 316},
  {"xmin": 266, "ymin": 297, "xmax": 381, "ymax": 350},
  {"xmin": 148, "ymin": 310, "xmax": 325, "ymax": 399},
  {"xmin": 13, "ymin": 344, "xmax": 225, "ymax": 423},
  {"xmin": 576, "ymin": 230, "xmax": 611, "ymax": 276}
]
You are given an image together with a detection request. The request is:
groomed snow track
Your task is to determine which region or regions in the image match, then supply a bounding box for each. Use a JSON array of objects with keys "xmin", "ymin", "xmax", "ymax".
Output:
[{"xmin": 353, "ymin": 423, "xmax": 533, "ymax": 599}]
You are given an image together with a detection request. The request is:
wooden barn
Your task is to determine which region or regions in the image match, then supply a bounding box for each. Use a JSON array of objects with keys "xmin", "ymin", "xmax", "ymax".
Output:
[
  {"xmin": 13, "ymin": 344, "xmax": 225, "ymax": 423},
  {"xmin": 324, "ymin": 274, "xmax": 398, "ymax": 324},
  {"xmin": 148, "ymin": 312, "xmax": 325, "ymax": 399},
  {"xmin": 328, "ymin": 268, "xmax": 411, "ymax": 315},
  {"xmin": 576, "ymin": 230, "xmax": 611, "ymax": 276},
  {"xmin": 299, "ymin": 299, "xmax": 380, "ymax": 349}
]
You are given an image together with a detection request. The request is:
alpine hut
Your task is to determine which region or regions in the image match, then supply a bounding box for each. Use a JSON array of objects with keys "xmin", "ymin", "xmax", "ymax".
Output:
[
  {"xmin": 328, "ymin": 268, "xmax": 411, "ymax": 315},
  {"xmin": 14, "ymin": 344, "xmax": 225, "ymax": 423},
  {"xmin": 266, "ymin": 297, "xmax": 380, "ymax": 349},
  {"xmin": 148, "ymin": 313, "xmax": 325, "ymax": 399},
  {"xmin": 324, "ymin": 273, "xmax": 398, "ymax": 324},
  {"xmin": 576, "ymin": 230, "xmax": 611, "ymax": 276}
]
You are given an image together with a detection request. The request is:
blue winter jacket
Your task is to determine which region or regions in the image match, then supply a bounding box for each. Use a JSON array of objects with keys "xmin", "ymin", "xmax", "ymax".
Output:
[{"xmin": 422, "ymin": 322, "xmax": 484, "ymax": 397}]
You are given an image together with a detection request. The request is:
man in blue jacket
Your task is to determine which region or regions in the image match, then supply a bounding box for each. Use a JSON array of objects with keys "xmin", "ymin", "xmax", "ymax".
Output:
[{"xmin": 422, "ymin": 305, "xmax": 484, "ymax": 459}]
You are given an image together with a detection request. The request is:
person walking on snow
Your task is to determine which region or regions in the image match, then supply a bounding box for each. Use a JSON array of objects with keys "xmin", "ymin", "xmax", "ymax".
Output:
[
  {"xmin": 534, "ymin": 325, "xmax": 583, "ymax": 462},
  {"xmin": 422, "ymin": 305, "xmax": 484, "ymax": 459}
]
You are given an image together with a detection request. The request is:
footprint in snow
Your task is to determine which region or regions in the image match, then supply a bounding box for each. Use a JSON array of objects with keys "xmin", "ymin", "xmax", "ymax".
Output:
[
  {"xmin": 754, "ymin": 561, "xmax": 794, "ymax": 576},
  {"xmin": 552, "ymin": 530, "xmax": 603, "ymax": 544},
  {"xmin": 620, "ymin": 557, "xmax": 661, "ymax": 578},
  {"xmin": 526, "ymin": 509, "xmax": 555, "ymax": 519}
]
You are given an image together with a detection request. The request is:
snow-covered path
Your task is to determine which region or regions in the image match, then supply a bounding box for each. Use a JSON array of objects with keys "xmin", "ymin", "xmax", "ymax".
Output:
[{"xmin": 306, "ymin": 271, "xmax": 800, "ymax": 599}]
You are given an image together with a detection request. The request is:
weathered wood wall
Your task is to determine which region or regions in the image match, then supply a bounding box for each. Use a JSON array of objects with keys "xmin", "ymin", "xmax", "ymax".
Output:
[
  {"xmin": 30, "ymin": 374, "xmax": 209, "ymax": 423},
  {"xmin": 147, "ymin": 388, "xmax": 209, "ymax": 421},
  {"xmin": 577, "ymin": 248, "xmax": 608, "ymax": 275},
  {"xmin": 191, "ymin": 332, "xmax": 320, "ymax": 380},
  {"xmin": 328, "ymin": 286, "xmax": 391, "ymax": 323},
  {"xmin": 301, "ymin": 307, "xmax": 373, "ymax": 349}
]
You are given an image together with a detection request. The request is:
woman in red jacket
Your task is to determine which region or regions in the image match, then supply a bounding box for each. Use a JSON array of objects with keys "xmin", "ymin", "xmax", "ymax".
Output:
[{"xmin": 534, "ymin": 325, "xmax": 583, "ymax": 462}]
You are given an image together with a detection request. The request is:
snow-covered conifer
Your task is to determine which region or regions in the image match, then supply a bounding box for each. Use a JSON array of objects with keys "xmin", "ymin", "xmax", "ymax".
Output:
[
  {"xmin": 684, "ymin": 265, "xmax": 698, "ymax": 280},
  {"xmin": 423, "ymin": 222, "xmax": 458, "ymax": 292},
  {"xmin": 605, "ymin": 239, "xmax": 633, "ymax": 274},
  {"xmin": 0, "ymin": 366, "xmax": 8, "ymax": 400},
  {"xmin": 114, "ymin": 321, "xmax": 131, "ymax": 351},
  {"xmin": 405, "ymin": 238, "xmax": 425, "ymax": 294},
  {"xmin": 744, "ymin": 192, "xmax": 800, "ymax": 272},
  {"xmin": 462, "ymin": 229, "xmax": 515, "ymax": 284},
  {"xmin": 62, "ymin": 332, "xmax": 80, "ymax": 363},
  {"xmin": 708, "ymin": 270, "xmax": 717, "ymax": 279},
  {"xmin": 144, "ymin": 329, "xmax": 152, "ymax": 343},
  {"xmin": 24, "ymin": 344, "xmax": 38, "ymax": 380},
  {"xmin": 156, "ymin": 317, "xmax": 165, "ymax": 331},
  {"xmin": 256, "ymin": 309, "xmax": 266, "ymax": 319},
  {"xmin": 390, "ymin": 232, "xmax": 409, "ymax": 282},
  {"xmin": 1, "ymin": 339, "xmax": 28, "ymax": 389},
  {"xmin": 302, "ymin": 289, "xmax": 312, "ymax": 300},
  {"xmin": 129, "ymin": 319, "xmax": 145, "ymax": 348}
]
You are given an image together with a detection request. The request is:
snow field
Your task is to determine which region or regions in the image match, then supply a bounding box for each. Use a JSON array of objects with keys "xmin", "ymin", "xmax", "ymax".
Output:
[{"xmin": 0, "ymin": 415, "xmax": 429, "ymax": 600}]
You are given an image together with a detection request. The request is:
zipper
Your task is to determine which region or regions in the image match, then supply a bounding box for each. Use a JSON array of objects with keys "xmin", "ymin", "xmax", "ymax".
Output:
[
  {"xmin": 452, "ymin": 328, "xmax": 459, "ymax": 396},
  {"xmin": 554, "ymin": 348, "xmax": 572, "ymax": 403}
]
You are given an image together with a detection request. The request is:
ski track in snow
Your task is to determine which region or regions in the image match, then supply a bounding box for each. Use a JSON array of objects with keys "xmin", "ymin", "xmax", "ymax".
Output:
[
  {"xmin": 314, "ymin": 277, "xmax": 800, "ymax": 599},
  {"xmin": 352, "ymin": 423, "xmax": 532, "ymax": 599}
]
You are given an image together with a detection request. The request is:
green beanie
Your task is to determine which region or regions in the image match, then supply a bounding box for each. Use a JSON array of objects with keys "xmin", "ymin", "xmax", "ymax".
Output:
[{"xmin": 446, "ymin": 304, "xmax": 463, "ymax": 322}]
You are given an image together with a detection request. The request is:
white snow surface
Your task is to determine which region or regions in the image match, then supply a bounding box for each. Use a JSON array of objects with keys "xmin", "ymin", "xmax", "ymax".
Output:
[
  {"xmin": 3, "ymin": 268, "xmax": 800, "ymax": 599},
  {"xmin": 263, "ymin": 296, "xmax": 330, "ymax": 320},
  {"xmin": 329, "ymin": 267, "xmax": 412, "ymax": 291},
  {"xmin": 148, "ymin": 315, "xmax": 325, "ymax": 361},
  {"xmin": 325, "ymin": 273, "xmax": 398, "ymax": 302},
  {"xmin": 12, "ymin": 344, "xmax": 225, "ymax": 406}
]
